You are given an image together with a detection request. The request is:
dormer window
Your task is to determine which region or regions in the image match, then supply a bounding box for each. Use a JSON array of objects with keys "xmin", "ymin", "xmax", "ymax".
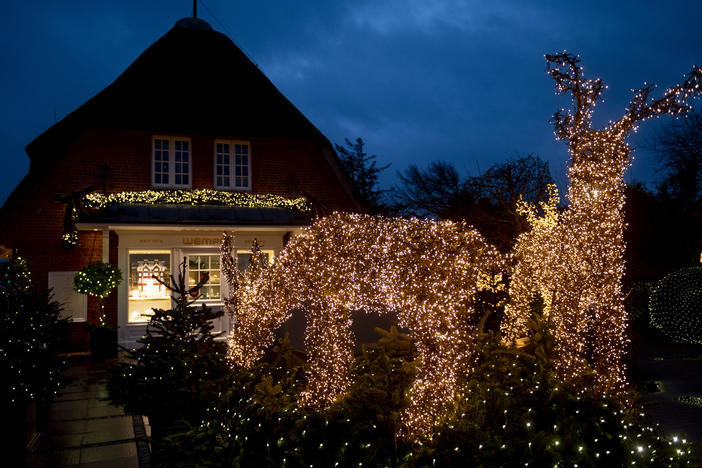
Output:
[
  {"xmin": 214, "ymin": 140, "xmax": 251, "ymax": 191},
  {"xmin": 152, "ymin": 136, "xmax": 192, "ymax": 188}
]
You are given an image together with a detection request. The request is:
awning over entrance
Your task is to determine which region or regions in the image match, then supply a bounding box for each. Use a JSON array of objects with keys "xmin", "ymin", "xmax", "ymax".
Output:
[{"xmin": 78, "ymin": 203, "xmax": 311, "ymax": 226}]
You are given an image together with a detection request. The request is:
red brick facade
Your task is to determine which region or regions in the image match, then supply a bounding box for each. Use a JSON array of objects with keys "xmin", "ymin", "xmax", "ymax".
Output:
[{"xmin": 0, "ymin": 19, "xmax": 360, "ymax": 351}]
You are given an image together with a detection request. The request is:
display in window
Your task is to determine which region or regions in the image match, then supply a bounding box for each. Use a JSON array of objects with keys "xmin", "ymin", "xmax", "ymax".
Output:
[{"xmin": 128, "ymin": 251, "xmax": 171, "ymax": 323}]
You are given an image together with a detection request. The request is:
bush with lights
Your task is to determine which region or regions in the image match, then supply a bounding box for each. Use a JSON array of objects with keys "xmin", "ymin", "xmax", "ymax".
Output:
[
  {"xmin": 410, "ymin": 296, "xmax": 692, "ymax": 467},
  {"xmin": 649, "ymin": 266, "xmax": 702, "ymax": 344},
  {"xmin": 73, "ymin": 261, "xmax": 122, "ymax": 326},
  {"xmin": 107, "ymin": 259, "xmax": 231, "ymax": 447},
  {"xmin": 155, "ymin": 327, "xmax": 419, "ymax": 467},
  {"xmin": 150, "ymin": 304, "xmax": 693, "ymax": 467}
]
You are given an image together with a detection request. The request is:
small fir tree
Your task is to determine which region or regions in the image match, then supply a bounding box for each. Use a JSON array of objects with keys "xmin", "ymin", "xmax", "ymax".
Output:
[
  {"xmin": 107, "ymin": 258, "xmax": 230, "ymax": 443},
  {"xmin": 0, "ymin": 252, "xmax": 68, "ymax": 407},
  {"xmin": 335, "ymin": 137, "xmax": 390, "ymax": 214}
]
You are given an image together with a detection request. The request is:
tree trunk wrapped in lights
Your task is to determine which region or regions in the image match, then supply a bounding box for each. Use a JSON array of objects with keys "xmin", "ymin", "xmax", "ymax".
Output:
[
  {"xmin": 502, "ymin": 53, "xmax": 702, "ymax": 392},
  {"xmin": 221, "ymin": 212, "xmax": 506, "ymax": 435}
]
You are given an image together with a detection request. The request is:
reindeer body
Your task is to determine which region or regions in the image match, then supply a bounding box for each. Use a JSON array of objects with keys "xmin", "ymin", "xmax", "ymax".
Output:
[{"xmin": 224, "ymin": 212, "xmax": 505, "ymax": 434}]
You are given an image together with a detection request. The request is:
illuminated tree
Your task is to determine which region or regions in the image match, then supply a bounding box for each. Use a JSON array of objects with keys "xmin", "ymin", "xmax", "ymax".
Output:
[
  {"xmin": 222, "ymin": 213, "xmax": 506, "ymax": 435},
  {"xmin": 502, "ymin": 53, "xmax": 702, "ymax": 392}
]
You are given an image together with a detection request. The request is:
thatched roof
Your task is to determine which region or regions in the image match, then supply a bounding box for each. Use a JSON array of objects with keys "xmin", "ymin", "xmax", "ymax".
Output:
[{"xmin": 26, "ymin": 17, "xmax": 336, "ymax": 159}]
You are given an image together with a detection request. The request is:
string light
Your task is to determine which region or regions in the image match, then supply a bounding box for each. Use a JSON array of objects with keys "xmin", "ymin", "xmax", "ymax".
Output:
[
  {"xmin": 74, "ymin": 262, "xmax": 122, "ymax": 326},
  {"xmin": 222, "ymin": 213, "xmax": 506, "ymax": 435},
  {"xmin": 502, "ymin": 53, "xmax": 702, "ymax": 392},
  {"xmin": 61, "ymin": 189, "xmax": 311, "ymax": 247},
  {"xmin": 82, "ymin": 189, "xmax": 311, "ymax": 212}
]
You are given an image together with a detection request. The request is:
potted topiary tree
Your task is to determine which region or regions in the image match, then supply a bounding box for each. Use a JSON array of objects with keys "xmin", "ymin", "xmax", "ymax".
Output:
[{"xmin": 74, "ymin": 262, "xmax": 122, "ymax": 359}]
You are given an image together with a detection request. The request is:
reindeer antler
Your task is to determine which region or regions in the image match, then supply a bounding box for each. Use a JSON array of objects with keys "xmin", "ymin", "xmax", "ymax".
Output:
[{"xmin": 546, "ymin": 52, "xmax": 605, "ymax": 140}]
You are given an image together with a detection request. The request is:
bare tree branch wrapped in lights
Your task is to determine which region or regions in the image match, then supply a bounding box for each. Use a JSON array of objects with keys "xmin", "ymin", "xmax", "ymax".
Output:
[
  {"xmin": 502, "ymin": 53, "xmax": 702, "ymax": 392},
  {"xmin": 221, "ymin": 212, "xmax": 506, "ymax": 435}
]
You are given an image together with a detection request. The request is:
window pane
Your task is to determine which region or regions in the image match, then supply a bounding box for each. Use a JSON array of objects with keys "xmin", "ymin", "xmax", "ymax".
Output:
[
  {"xmin": 233, "ymin": 143, "xmax": 250, "ymax": 188},
  {"xmin": 173, "ymin": 139, "xmax": 190, "ymax": 186},
  {"xmin": 128, "ymin": 252, "xmax": 171, "ymax": 323},
  {"xmin": 154, "ymin": 140, "xmax": 170, "ymax": 186},
  {"xmin": 187, "ymin": 254, "xmax": 221, "ymax": 301},
  {"xmin": 215, "ymin": 142, "xmax": 232, "ymax": 188}
]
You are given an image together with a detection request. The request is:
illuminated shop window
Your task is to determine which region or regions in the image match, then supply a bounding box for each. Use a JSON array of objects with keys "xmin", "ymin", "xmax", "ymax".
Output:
[
  {"xmin": 128, "ymin": 251, "xmax": 171, "ymax": 323},
  {"xmin": 152, "ymin": 136, "xmax": 191, "ymax": 188},
  {"xmin": 188, "ymin": 254, "xmax": 221, "ymax": 301},
  {"xmin": 214, "ymin": 140, "xmax": 251, "ymax": 191},
  {"xmin": 236, "ymin": 250, "xmax": 274, "ymax": 272}
]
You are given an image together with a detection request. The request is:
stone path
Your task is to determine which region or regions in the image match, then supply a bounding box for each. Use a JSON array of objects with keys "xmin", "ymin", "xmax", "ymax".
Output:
[{"xmin": 26, "ymin": 357, "xmax": 150, "ymax": 468}]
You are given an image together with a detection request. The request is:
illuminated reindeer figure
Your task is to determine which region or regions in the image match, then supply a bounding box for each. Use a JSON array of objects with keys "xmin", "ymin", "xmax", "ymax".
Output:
[
  {"xmin": 221, "ymin": 213, "xmax": 505, "ymax": 435},
  {"xmin": 502, "ymin": 53, "xmax": 702, "ymax": 391}
]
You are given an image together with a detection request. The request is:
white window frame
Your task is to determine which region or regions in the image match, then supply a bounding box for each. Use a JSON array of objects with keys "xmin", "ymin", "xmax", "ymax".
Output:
[
  {"xmin": 184, "ymin": 251, "xmax": 225, "ymax": 305},
  {"xmin": 213, "ymin": 140, "xmax": 252, "ymax": 191},
  {"xmin": 152, "ymin": 136, "xmax": 192, "ymax": 189}
]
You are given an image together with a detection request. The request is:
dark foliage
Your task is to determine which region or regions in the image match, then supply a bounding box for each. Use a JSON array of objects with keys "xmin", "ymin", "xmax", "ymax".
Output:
[
  {"xmin": 394, "ymin": 161, "xmax": 472, "ymax": 219},
  {"xmin": 654, "ymin": 111, "xmax": 702, "ymax": 212},
  {"xmin": 335, "ymin": 137, "xmax": 391, "ymax": 214},
  {"xmin": 394, "ymin": 155, "xmax": 553, "ymax": 251}
]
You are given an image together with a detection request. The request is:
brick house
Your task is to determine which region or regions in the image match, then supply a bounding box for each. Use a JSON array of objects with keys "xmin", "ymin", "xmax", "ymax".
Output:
[{"xmin": 0, "ymin": 17, "xmax": 360, "ymax": 351}]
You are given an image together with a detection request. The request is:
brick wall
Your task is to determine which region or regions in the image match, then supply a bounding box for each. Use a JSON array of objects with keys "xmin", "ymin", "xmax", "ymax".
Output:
[{"xmin": 0, "ymin": 127, "xmax": 358, "ymax": 350}]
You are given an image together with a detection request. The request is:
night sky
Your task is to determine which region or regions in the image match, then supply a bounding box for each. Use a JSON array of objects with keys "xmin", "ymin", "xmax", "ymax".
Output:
[{"xmin": 1, "ymin": 0, "xmax": 701, "ymax": 205}]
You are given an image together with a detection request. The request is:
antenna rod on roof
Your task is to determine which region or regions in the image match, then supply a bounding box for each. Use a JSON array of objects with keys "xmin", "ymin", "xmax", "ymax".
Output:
[{"xmin": 193, "ymin": 0, "xmax": 197, "ymax": 18}]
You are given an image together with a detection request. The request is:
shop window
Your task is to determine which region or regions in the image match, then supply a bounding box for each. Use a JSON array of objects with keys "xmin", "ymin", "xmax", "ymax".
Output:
[
  {"xmin": 128, "ymin": 251, "xmax": 171, "ymax": 323},
  {"xmin": 214, "ymin": 140, "xmax": 251, "ymax": 191},
  {"xmin": 153, "ymin": 136, "xmax": 191, "ymax": 188},
  {"xmin": 236, "ymin": 250, "xmax": 274, "ymax": 272},
  {"xmin": 187, "ymin": 254, "xmax": 221, "ymax": 301}
]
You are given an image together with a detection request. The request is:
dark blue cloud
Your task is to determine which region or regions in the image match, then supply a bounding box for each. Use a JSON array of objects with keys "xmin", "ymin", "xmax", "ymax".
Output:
[{"xmin": 1, "ymin": 0, "xmax": 700, "ymax": 204}]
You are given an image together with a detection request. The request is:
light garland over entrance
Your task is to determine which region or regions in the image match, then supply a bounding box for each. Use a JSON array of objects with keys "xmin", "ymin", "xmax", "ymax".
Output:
[
  {"xmin": 222, "ymin": 213, "xmax": 505, "ymax": 435},
  {"xmin": 502, "ymin": 53, "xmax": 702, "ymax": 392}
]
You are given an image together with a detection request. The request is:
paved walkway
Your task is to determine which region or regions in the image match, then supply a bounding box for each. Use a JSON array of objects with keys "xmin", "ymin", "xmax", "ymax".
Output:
[{"xmin": 26, "ymin": 357, "xmax": 150, "ymax": 468}]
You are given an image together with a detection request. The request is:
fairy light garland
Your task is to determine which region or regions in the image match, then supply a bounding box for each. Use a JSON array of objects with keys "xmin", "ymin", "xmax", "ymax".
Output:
[
  {"xmin": 502, "ymin": 53, "xmax": 702, "ymax": 393},
  {"xmin": 61, "ymin": 189, "xmax": 311, "ymax": 247},
  {"xmin": 81, "ymin": 189, "xmax": 311, "ymax": 212},
  {"xmin": 222, "ymin": 212, "xmax": 506, "ymax": 435}
]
